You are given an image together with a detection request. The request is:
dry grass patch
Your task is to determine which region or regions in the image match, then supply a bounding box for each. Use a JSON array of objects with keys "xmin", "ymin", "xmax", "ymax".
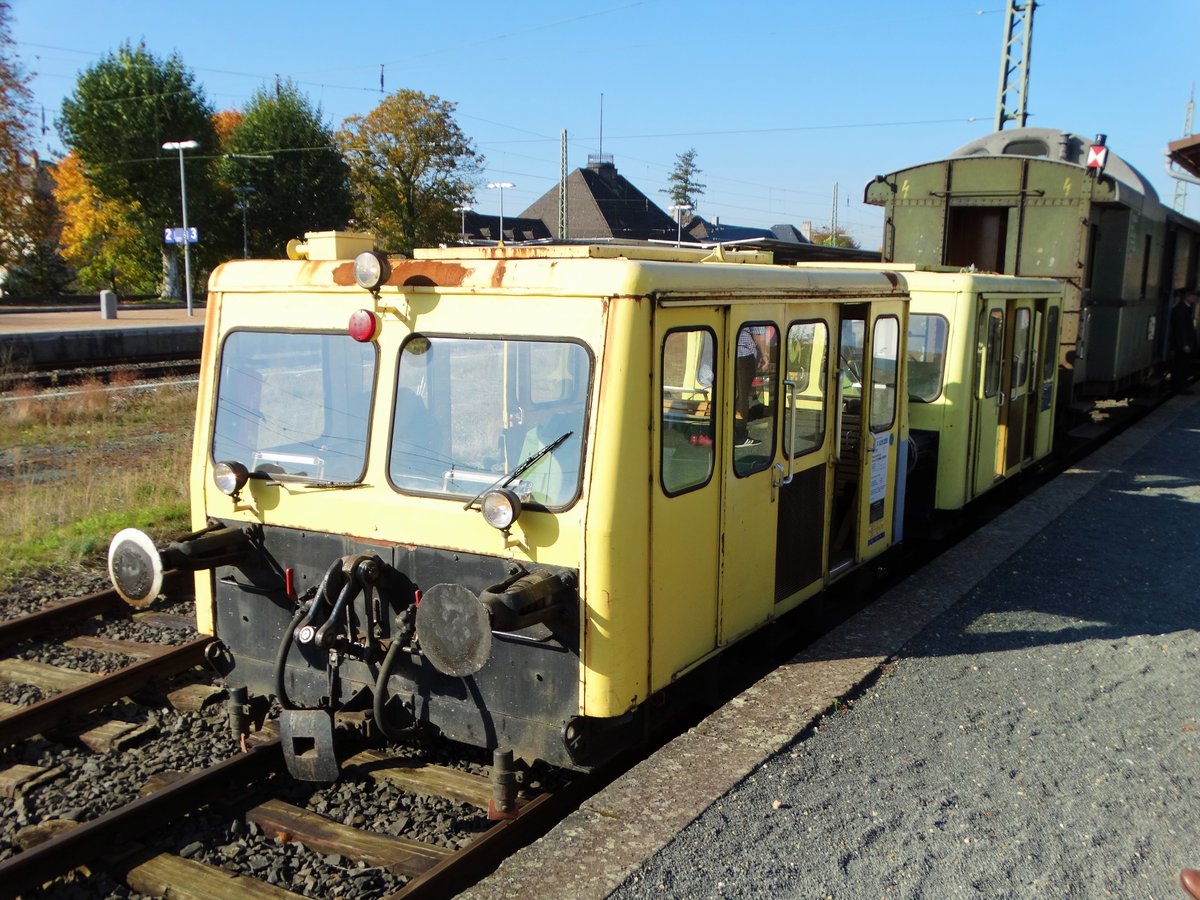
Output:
[{"xmin": 0, "ymin": 378, "xmax": 197, "ymax": 586}]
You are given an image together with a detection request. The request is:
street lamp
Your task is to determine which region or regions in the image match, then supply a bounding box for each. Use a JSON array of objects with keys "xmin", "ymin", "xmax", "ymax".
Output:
[
  {"xmin": 669, "ymin": 203, "xmax": 693, "ymax": 247},
  {"xmin": 486, "ymin": 182, "xmax": 513, "ymax": 247},
  {"xmin": 453, "ymin": 204, "xmax": 472, "ymax": 244},
  {"xmin": 163, "ymin": 139, "xmax": 200, "ymax": 316}
]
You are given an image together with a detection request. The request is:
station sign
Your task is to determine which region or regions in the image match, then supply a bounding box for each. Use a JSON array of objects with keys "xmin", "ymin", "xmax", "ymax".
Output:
[{"xmin": 164, "ymin": 226, "xmax": 199, "ymax": 244}]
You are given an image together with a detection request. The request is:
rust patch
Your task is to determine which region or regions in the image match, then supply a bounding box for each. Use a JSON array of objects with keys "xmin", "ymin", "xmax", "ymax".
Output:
[
  {"xmin": 332, "ymin": 259, "xmax": 471, "ymax": 289},
  {"xmin": 331, "ymin": 261, "xmax": 356, "ymax": 286},
  {"xmin": 490, "ymin": 260, "xmax": 507, "ymax": 289},
  {"xmin": 387, "ymin": 260, "xmax": 469, "ymax": 288}
]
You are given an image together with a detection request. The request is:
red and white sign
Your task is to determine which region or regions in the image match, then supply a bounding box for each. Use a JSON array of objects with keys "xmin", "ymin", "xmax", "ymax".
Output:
[{"xmin": 1086, "ymin": 144, "xmax": 1109, "ymax": 169}]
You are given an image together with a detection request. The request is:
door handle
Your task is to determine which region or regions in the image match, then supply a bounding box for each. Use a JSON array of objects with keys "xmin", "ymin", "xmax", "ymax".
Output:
[
  {"xmin": 782, "ymin": 379, "xmax": 796, "ymax": 487},
  {"xmin": 771, "ymin": 462, "xmax": 784, "ymax": 502}
]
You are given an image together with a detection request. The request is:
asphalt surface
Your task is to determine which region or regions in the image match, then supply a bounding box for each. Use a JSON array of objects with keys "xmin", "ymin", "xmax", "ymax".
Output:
[{"xmin": 608, "ymin": 397, "xmax": 1200, "ymax": 899}]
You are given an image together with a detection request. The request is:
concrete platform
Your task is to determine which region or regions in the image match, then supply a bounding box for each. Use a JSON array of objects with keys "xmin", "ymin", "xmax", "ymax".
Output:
[
  {"xmin": 468, "ymin": 393, "xmax": 1200, "ymax": 898},
  {"xmin": 0, "ymin": 305, "xmax": 204, "ymax": 370}
]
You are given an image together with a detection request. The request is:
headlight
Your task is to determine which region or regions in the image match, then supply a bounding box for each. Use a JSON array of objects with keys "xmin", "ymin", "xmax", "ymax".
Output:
[
  {"xmin": 481, "ymin": 488, "xmax": 522, "ymax": 530},
  {"xmin": 353, "ymin": 250, "xmax": 390, "ymax": 291},
  {"xmin": 213, "ymin": 460, "xmax": 249, "ymax": 497}
]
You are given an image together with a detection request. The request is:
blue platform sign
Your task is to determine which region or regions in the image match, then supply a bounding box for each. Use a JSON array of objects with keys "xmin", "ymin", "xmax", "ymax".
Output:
[{"xmin": 163, "ymin": 226, "xmax": 199, "ymax": 244}]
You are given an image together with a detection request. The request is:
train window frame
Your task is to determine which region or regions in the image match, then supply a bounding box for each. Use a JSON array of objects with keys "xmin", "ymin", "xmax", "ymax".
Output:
[
  {"xmin": 982, "ymin": 309, "xmax": 1004, "ymax": 398},
  {"xmin": 782, "ymin": 319, "xmax": 829, "ymax": 459},
  {"xmin": 1012, "ymin": 307, "xmax": 1032, "ymax": 390},
  {"xmin": 869, "ymin": 315, "xmax": 900, "ymax": 434},
  {"xmin": 732, "ymin": 320, "xmax": 780, "ymax": 479},
  {"xmin": 1043, "ymin": 306, "xmax": 1060, "ymax": 381},
  {"xmin": 906, "ymin": 313, "xmax": 949, "ymax": 403},
  {"xmin": 209, "ymin": 327, "xmax": 379, "ymax": 484},
  {"xmin": 386, "ymin": 332, "xmax": 594, "ymax": 511},
  {"xmin": 660, "ymin": 326, "xmax": 717, "ymax": 498}
]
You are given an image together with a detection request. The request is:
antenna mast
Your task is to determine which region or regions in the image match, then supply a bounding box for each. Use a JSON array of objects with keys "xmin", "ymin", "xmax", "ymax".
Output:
[
  {"xmin": 994, "ymin": 0, "xmax": 1037, "ymax": 131},
  {"xmin": 1174, "ymin": 85, "xmax": 1195, "ymax": 214},
  {"xmin": 559, "ymin": 129, "xmax": 569, "ymax": 239}
]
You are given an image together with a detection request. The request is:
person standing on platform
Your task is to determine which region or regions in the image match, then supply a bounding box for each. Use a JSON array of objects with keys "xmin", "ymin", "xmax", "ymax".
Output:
[{"xmin": 1169, "ymin": 289, "xmax": 1198, "ymax": 394}]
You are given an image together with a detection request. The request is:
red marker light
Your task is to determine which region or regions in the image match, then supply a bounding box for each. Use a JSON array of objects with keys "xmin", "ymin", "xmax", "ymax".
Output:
[{"xmin": 349, "ymin": 309, "xmax": 378, "ymax": 342}]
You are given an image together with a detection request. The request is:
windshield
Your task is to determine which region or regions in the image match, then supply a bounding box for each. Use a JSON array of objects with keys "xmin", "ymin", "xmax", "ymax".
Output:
[
  {"xmin": 211, "ymin": 331, "xmax": 376, "ymax": 482},
  {"xmin": 389, "ymin": 336, "xmax": 590, "ymax": 508}
]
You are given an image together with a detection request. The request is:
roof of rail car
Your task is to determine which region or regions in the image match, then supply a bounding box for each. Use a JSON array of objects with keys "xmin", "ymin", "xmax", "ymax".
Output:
[
  {"xmin": 207, "ymin": 243, "xmax": 909, "ymax": 300},
  {"xmin": 794, "ymin": 262, "xmax": 1064, "ymax": 295}
]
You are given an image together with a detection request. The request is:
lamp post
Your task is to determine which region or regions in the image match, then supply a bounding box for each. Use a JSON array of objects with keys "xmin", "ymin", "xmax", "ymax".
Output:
[
  {"xmin": 486, "ymin": 182, "xmax": 513, "ymax": 246},
  {"xmin": 163, "ymin": 139, "xmax": 199, "ymax": 316},
  {"xmin": 233, "ymin": 185, "xmax": 256, "ymax": 259},
  {"xmin": 669, "ymin": 203, "xmax": 692, "ymax": 247},
  {"xmin": 453, "ymin": 204, "xmax": 472, "ymax": 244}
]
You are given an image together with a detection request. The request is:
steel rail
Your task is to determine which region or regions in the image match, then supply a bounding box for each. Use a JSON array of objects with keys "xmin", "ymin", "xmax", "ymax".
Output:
[
  {"xmin": 0, "ymin": 635, "xmax": 213, "ymax": 749},
  {"xmin": 0, "ymin": 570, "xmax": 192, "ymax": 650},
  {"xmin": 0, "ymin": 588, "xmax": 124, "ymax": 649},
  {"xmin": 391, "ymin": 769, "xmax": 601, "ymax": 899},
  {"xmin": 0, "ymin": 739, "xmax": 283, "ymax": 900}
]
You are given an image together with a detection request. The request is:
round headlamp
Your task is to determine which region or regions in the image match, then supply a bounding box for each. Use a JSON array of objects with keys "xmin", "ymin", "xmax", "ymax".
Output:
[
  {"xmin": 353, "ymin": 250, "xmax": 391, "ymax": 291},
  {"xmin": 213, "ymin": 460, "xmax": 249, "ymax": 497},
  {"xmin": 480, "ymin": 488, "xmax": 523, "ymax": 531}
]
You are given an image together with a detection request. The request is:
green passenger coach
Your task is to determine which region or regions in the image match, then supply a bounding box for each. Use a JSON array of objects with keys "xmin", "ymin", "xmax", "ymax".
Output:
[{"xmin": 865, "ymin": 126, "xmax": 1200, "ymax": 405}]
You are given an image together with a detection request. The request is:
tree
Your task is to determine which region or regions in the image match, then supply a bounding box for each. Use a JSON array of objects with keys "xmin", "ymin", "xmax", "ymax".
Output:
[
  {"xmin": 338, "ymin": 89, "xmax": 482, "ymax": 254},
  {"xmin": 54, "ymin": 151, "xmax": 159, "ymax": 294},
  {"xmin": 4, "ymin": 162, "xmax": 73, "ymax": 295},
  {"xmin": 809, "ymin": 226, "xmax": 861, "ymax": 249},
  {"xmin": 663, "ymin": 148, "xmax": 706, "ymax": 212},
  {"xmin": 219, "ymin": 80, "xmax": 352, "ymax": 258},
  {"xmin": 58, "ymin": 43, "xmax": 225, "ymax": 298},
  {"xmin": 0, "ymin": 1, "xmax": 35, "ymax": 273}
]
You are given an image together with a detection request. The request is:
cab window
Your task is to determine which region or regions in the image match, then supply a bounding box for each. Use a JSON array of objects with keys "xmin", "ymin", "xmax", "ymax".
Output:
[
  {"xmin": 389, "ymin": 336, "xmax": 590, "ymax": 508},
  {"xmin": 661, "ymin": 328, "xmax": 716, "ymax": 495},
  {"xmin": 211, "ymin": 330, "xmax": 376, "ymax": 483}
]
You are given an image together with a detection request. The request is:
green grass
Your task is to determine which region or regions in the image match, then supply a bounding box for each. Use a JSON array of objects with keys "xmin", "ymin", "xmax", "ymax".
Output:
[{"xmin": 0, "ymin": 378, "xmax": 197, "ymax": 588}]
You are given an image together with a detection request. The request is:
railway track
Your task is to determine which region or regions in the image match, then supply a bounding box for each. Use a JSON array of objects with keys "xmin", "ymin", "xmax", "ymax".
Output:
[
  {"xmin": 0, "ymin": 579, "xmax": 583, "ymax": 899},
  {"xmin": 0, "ymin": 358, "xmax": 201, "ymax": 393}
]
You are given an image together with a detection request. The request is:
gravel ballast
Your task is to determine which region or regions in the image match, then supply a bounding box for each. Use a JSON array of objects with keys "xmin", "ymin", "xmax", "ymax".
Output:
[{"xmin": 609, "ymin": 400, "xmax": 1200, "ymax": 899}]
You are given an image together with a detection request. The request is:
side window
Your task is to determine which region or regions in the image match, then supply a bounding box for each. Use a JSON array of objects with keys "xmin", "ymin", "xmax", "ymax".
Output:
[
  {"xmin": 1012, "ymin": 307, "xmax": 1032, "ymax": 390},
  {"xmin": 661, "ymin": 328, "xmax": 716, "ymax": 495},
  {"xmin": 907, "ymin": 314, "xmax": 948, "ymax": 403},
  {"xmin": 1043, "ymin": 306, "xmax": 1059, "ymax": 381},
  {"xmin": 869, "ymin": 316, "xmax": 899, "ymax": 433},
  {"xmin": 983, "ymin": 309, "xmax": 1004, "ymax": 398},
  {"xmin": 733, "ymin": 322, "xmax": 779, "ymax": 477},
  {"xmin": 784, "ymin": 321, "xmax": 828, "ymax": 457}
]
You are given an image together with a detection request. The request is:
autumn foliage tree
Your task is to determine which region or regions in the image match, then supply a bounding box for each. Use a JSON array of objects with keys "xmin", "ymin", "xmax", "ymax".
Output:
[
  {"xmin": 339, "ymin": 89, "xmax": 482, "ymax": 254},
  {"xmin": 54, "ymin": 151, "xmax": 158, "ymax": 293},
  {"xmin": 58, "ymin": 43, "xmax": 224, "ymax": 298},
  {"xmin": 0, "ymin": 2, "xmax": 36, "ymax": 272}
]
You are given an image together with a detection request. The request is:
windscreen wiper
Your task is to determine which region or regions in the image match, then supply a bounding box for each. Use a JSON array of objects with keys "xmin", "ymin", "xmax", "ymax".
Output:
[
  {"xmin": 253, "ymin": 471, "xmax": 370, "ymax": 489},
  {"xmin": 463, "ymin": 430, "xmax": 573, "ymax": 510}
]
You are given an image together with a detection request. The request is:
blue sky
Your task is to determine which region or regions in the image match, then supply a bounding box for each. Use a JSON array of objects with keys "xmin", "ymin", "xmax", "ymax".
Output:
[{"xmin": 10, "ymin": 0, "xmax": 1199, "ymax": 250}]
